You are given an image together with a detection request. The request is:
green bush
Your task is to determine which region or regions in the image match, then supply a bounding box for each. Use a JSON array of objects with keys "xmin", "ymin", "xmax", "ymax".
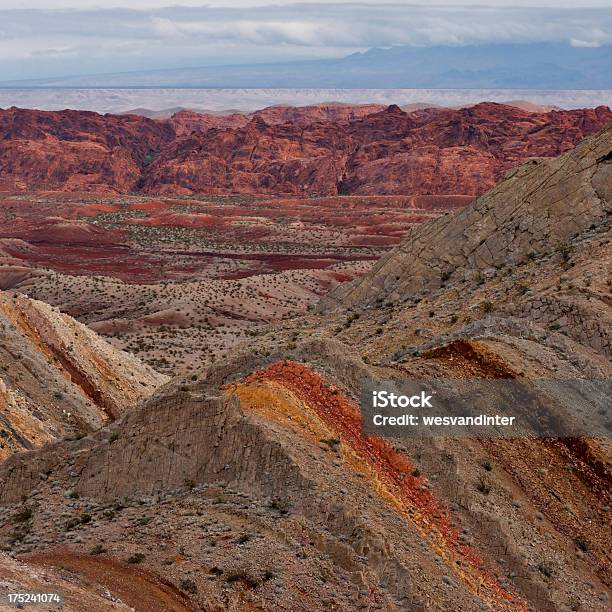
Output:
[{"xmin": 127, "ymin": 552, "xmax": 145, "ymax": 564}]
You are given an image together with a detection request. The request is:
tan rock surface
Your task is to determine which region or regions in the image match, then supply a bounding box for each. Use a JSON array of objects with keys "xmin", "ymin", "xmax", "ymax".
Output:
[{"xmin": 0, "ymin": 292, "xmax": 167, "ymax": 460}]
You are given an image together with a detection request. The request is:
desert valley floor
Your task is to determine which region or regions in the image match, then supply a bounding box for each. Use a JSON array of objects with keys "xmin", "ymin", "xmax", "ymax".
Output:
[{"xmin": 0, "ymin": 191, "xmax": 467, "ymax": 374}]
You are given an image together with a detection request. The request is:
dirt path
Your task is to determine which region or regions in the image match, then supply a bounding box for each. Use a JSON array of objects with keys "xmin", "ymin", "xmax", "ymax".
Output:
[{"xmin": 23, "ymin": 549, "xmax": 196, "ymax": 612}]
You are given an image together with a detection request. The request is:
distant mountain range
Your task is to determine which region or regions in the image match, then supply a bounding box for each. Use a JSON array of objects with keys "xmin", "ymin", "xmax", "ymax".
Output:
[{"xmin": 2, "ymin": 43, "xmax": 611, "ymax": 90}]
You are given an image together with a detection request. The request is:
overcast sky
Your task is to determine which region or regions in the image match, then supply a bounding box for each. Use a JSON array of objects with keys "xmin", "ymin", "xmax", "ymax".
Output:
[{"xmin": 1, "ymin": 2, "xmax": 611, "ymax": 81}]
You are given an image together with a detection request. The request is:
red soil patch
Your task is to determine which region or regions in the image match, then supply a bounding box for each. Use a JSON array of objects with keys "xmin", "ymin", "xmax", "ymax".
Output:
[
  {"xmin": 127, "ymin": 200, "xmax": 168, "ymax": 211},
  {"xmin": 423, "ymin": 339, "xmax": 519, "ymax": 379},
  {"xmin": 332, "ymin": 273, "xmax": 353, "ymax": 282},
  {"xmin": 23, "ymin": 549, "xmax": 196, "ymax": 612}
]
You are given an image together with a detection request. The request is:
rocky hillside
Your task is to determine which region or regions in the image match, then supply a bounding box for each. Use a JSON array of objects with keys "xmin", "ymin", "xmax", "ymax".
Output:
[
  {"xmin": 168, "ymin": 103, "xmax": 387, "ymax": 135},
  {"xmin": 0, "ymin": 291, "xmax": 167, "ymax": 460},
  {"xmin": 0, "ymin": 124, "xmax": 609, "ymax": 610},
  {"xmin": 1, "ymin": 103, "xmax": 610, "ymax": 196},
  {"xmin": 323, "ymin": 113, "xmax": 612, "ymax": 323},
  {"xmin": 0, "ymin": 107, "xmax": 173, "ymax": 193},
  {"xmin": 127, "ymin": 103, "xmax": 612, "ymax": 197}
]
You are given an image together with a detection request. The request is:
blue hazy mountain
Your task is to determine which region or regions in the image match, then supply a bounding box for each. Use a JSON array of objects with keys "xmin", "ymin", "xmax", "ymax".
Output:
[{"xmin": 3, "ymin": 43, "xmax": 611, "ymax": 89}]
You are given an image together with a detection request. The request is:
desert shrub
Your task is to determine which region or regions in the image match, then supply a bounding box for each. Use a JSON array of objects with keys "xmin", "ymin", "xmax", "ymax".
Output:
[
  {"xmin": 127, "ymin": 552, "xmax": 145, "ymax": 564},
  {"xmin": 269, "ymin": 496, "xmax": 292, "ymax": 515},
  {"xmin": 180, "ymin": 578, "xmax": 198, "ymax": 594},
  {"xmin": 480, "ymin": 300, "xmax": 495, "ymax": 314},
  {"xmin": 476, "ymin": 477, "xmax": 491, "ymax": 495},
  {"xmin": 236, "ymin": 533, "xmax": 252, "ymax": 544},
  {"xmin": 557, "ymin": 243, "xmax": 572, "ymax": 262},
  {"xmin": 226, "ymin": 569, "xmax": 259, "ymax": 589},
  {"xmin": 516, "ymin": 282, "xmax": 529, "ymax": 295},
  {"xmin": 575, "ymin": 535, "xmax": 590, "ymax": 552},
  {"xmin": 320, "ymin": 438, "xmax": 341, "ymax": 451},
  {"xmin": 13, "ymin": 507, "xmax": 32, "ymax": 523},
  {"xmin": 537, "ymin": 563, "xmax": 553, "ymax": 578},
  {"xmin": 65, "ymin": 518, "xmax": 80, "ymax": 531}
]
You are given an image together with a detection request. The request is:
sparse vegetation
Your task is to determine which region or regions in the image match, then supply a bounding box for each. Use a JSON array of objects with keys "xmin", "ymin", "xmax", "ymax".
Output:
[
  {"xmin": 90, "ymin": 543, "xmax": 106, "ymax": 555},
  {"xmin": 0, "ymin": 110, "xmax": 608, "ymax": 612},
  {"xmin": 64, "ymin": 518, "xmax": 81, "ymax": 531},
  {"xmin": 476, "ymin": 477, "xmax": 491, "ymax": 495},
  {"xmin": 537, "ymin": 562, "xmax": 553, "ymax": 578},
  {"xmin": 320, "ymin": 437, "xmax": 341, "ymax": 451},
  {"xmin": 575, "ymin": 535, "xmax": 590, "ymax": 552},
  {"xmin": 127, "ymin": 552, "xmax": 146, "ymax": 564},
  {"xmin": 180, "ymin": 578, "xmax": 198, "ymax": 594},
  {"xmin": 557, "ymin": 242, "xmax": 572, "ymax": 263},
  {"xmin": 269, "ymin": 496, "xmax": 292, "ymax": 515},
  {"xmin": 226, "ymin": 569, "xmax": 260, "ymax": 589},
  {"xmin": 13, "ymin": 507, "xmax": 33, "ymax": 523},
  {"xmin": 236, "ymin": 533, "xmax": 252, "ymax": 544},
  {"xmin": 480, "ymin": 300, "xmax": 495, "ymax": 314}
]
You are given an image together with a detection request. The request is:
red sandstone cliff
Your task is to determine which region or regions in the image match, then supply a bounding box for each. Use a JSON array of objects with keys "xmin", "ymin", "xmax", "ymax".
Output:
[{"xmin": 1, "ymin": 102, "xmax": 610, "ymax": 196}]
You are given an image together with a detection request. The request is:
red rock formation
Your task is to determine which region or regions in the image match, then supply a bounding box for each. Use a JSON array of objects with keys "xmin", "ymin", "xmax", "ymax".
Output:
[
  {"xmin": 253, "ymin": 103, "xmax": 386, "ymax": 126},
  {"xmin": 168, "ymin": 110, "xmax": 249, "ymax": 136},
  {"xmin": 143, "ymin": 115, "xmax": 349, "ymax": 195},
  {"xmin": 143, "ymin": 102, "xmax": 612, "ymax": 196},
  {"xmin": 1, "ymin": 102, "xmax": 610, "ymax": 196},
  {"xmin": 338, "ymin": 102, "xmax": 612, "ymax": 195},
  {"xmin": 167, "ymin": 103, "xmax": 386, "ymax": 136},
  {"xmin": 0, "ymin": 107, "xmax": 174, "ymax": 193}
]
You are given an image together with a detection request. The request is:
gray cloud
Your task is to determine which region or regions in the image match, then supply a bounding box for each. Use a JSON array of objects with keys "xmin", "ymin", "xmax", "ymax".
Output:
[{"xmin": 1, "ymin": 3, "xmax": 611, "ymax": 80}]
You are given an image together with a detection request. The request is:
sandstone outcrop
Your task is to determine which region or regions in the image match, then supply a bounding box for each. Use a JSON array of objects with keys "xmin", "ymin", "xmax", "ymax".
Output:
[
  {"xmin": 0, "ymin": 291, "xmax": 167, "ymax": 460},
  {"xmin": 168, "ymin": 103, "xmax": 387, "ymax": 135},
  {"xmin": 0, "ymin": 107, "xmax": 173, "ymax": 193},
  {"xmin": 1, "ymin": 103, "xmax": 610, "ymax": 196}
]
